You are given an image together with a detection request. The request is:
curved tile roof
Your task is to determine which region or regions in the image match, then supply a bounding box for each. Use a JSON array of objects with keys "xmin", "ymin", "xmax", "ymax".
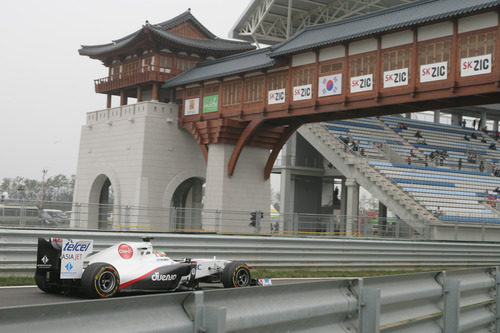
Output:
[
  {"xmin": 162, "ymin": 47, "xmax": 275, "ymax": 88},
  {"xmin": 79, "ymin": 10, "xmax": 254, "ymax": 58}
]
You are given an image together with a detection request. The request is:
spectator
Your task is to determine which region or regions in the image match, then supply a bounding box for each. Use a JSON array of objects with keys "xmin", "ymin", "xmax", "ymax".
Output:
[
  {"xmin": 424, "ymin": 156, "xmax": 429, "ymax": 167},
  {"xmin": 415, "ymin": 130, "xmax": 423, "ymax": 138},
  {"xmin": 473, "ymin": 120, "xmax": 477, "ymax": 128},
  {"xmin": 410, "ymin": 149, "xmax": 416, "ymax": 157},
  {"xmin": 407, "ymin": 156, "xmax": 412, "ymax": 165},
  {"xmin": 481, "ymin": 137, "xmax": 487, "ymax": 143},
  {"xmin": 496, "ymin": 131, "xmax": 499, "ymax": 141},
  {"xmin": 490, "ymin": 143, "xmax": 497, "ymax": 150},
  {"xmin": 433, "ymin": 206, "xmax": 444, "ymax": 216},
  {"xmin": 480, "ymin": 161, "xmax": 485, "ymax": 172},
  {"xmin": 458, "ymin": 158, "xmax": 462, "ymax": 170},
  {"xmin": 464, "ymin": 134, "xmax": 470, "ymax": 141},
  {"xmin": 461, "ymin": 120, "xmax": 466, "ymax": 127},
  {"xmin": 471, "ymin": 132, "xmax": 477, "ymax": 139}
]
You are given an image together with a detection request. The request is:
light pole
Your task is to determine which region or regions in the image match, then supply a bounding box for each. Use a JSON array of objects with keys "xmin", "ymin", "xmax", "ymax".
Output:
[{"xmin": 40, "ymin": 169, "xmax": 47, "ymax": 209}]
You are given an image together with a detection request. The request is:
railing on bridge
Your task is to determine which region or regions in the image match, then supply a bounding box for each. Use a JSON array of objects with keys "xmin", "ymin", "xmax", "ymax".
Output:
[{"xmin": 94, "ymin": 66, "xmax": 181, "ymax": 93}]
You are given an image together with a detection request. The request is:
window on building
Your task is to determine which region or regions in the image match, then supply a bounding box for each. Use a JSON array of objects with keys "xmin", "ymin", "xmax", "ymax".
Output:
[
  {"xmin": 383, "ymin": 49, "xmax": 411, "ymax": 71},
  {"xmin": 460, "ymin": 31, "xmax": 495, "ymax": 58},
  {"xmin": 185, "ymin": 87, "xmax": 201, "ymax": 98},
  {"xmin": 419, "ymin": 40, "xmax": 451, "ymax": 65},
  {"xmin": 267, "ymin": 71, "xmax": 288, "ymax": 90},
  {"xmin": 350, "ymin": 55, "xmax": 376, "ymax": 76},
  {"xmin": 319, "ymin": 61, "xmax": 343, "ymax": 74},
  {"xmin": 223, "ymin": 80, "xmax": 242, "ymax": 106},
  {"xmin": 244, "ymin": 76, "xmax": 264, "ymax": 103},
  {"xmin": 123, "ymin": 60, "xmax": 139, "ymax": 74},
  {"xmin": 177, "ymin": 58, "xmax": 197, "ymax": 72},
  {"xmin": 159, "ymin": 55, "xmax": 173, "ymax": 71},
  {"xmin": 204, "ymin": 85, "xmax": 220, "ymax": 95},
  {"xmin": 292, "ymin": 66, "xmax": 315, "ymax": 86}
]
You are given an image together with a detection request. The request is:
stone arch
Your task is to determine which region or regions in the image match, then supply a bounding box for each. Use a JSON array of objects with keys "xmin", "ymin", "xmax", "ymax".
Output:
[
  {"xmin": 87, "ymin": 170, "xmax": 121, "ymax": 229},
  {"xmin": 163, "ymin": 169, "xmax": 205, "ymax": 231}
]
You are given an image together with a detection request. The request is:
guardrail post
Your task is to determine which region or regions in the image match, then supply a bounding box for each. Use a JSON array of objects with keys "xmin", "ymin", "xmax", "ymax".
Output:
[
  {"xmin": 496, "ymin": 267, "xmax": 500, "ymax": 333},
  {"xmin": 359, "ymin": 286, "xmax": 380, "ymax": 333},
  {"xmin": 202, "ymin": 306, "xmax": 226, "ymax": 333},
  {"xmin": 443, "ymin": 279, "xmax": 460, "ymax": 333}
]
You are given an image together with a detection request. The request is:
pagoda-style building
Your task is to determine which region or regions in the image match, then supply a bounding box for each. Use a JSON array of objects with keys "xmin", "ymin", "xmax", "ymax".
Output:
[{"xmin": 79, "ymin": 10, "xmax": 254, "ymax": 108}]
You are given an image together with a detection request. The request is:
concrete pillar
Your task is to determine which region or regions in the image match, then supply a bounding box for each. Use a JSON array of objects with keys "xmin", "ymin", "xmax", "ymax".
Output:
[
  {"xmin": 434, "ymin": 110, "xmax": 441, "ymax": 123},
  {"xmin": 493, "ymin": 120, "xmax": 499, "ymax": 132},
  {"xmin": 480, "ymin": 110, "xmax": 487, "ymax": 130},
  {"xmin": 340, "ymin": 178, "xmax": 347, "ymax": 217},
  {"xmin": 451, "ymin": 113, "xmax": 462, "ymax": 126},
  {"xmin": 280, "ymin": 133, "xmax": 297, "ymax": 231},
  {"xmin": 345, "ymin": 178, "xmax": 359, "ymax": 236},
  {"xmin": 204, "ymin": 144, "xmax": 270, "ymax": 231},
  {"xmin": 378, "ymin": 201, "xmax": 387, "ymax": 233}
]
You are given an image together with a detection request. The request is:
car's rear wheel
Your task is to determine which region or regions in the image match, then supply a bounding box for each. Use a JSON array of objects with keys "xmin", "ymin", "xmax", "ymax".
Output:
[
  {"xmin": 81, "ymin": 263, "xmax": 120, "ymax": 298},
  {"xmin": 222, "ymin": 261, "xmax": 250, "ymax": 288}
]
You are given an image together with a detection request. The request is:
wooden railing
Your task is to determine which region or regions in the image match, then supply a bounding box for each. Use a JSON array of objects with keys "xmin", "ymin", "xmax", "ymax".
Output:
[{"xmin": 94, "ymin": 66, "xmax": 181, "ymax": 93}]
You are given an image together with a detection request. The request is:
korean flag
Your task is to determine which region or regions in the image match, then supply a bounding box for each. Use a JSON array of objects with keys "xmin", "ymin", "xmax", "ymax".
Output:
[{"xmin": 318, "ymin": 73, "xmax": 342, "ymax": 97}]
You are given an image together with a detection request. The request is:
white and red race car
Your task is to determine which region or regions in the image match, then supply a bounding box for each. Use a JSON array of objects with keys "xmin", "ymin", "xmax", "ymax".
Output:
[{"xmin": 35, "ymin": 237, "xmax": 260, "ymax": 298}]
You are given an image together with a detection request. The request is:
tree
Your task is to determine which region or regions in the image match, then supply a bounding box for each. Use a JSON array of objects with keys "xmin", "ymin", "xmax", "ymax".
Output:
[{"xmin": 0, "ymin": 174, "xmax": 75, "ymax": 202}]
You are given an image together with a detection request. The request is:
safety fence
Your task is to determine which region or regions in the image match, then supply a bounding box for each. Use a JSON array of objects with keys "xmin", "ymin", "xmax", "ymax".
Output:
[
  {"xmin": 1, "ymin": 266, "xmax": 498, "ymax": 332},
  {"xmin": 3, "ymin": 228, "xmax": 500, "ymax": 276},
  {"xmin": 4, "ymin": 199, "xmax": 500, "ymax": 241}
]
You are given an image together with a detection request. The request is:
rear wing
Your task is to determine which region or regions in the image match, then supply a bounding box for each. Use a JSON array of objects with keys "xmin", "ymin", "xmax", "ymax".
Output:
[{"xmin": 36, "ymin": 238, "xmax": 93, "ymax": 280}]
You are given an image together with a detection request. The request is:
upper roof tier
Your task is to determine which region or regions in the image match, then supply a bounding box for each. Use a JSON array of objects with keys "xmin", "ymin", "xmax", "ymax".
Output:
[{"xmin": 79, "ymin": 10, "xmax": 255, "ymax": 64}]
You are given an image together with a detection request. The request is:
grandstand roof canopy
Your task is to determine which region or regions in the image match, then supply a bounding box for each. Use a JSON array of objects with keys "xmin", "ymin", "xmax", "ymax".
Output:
[{"xmin": 229, "ymin": 0, "xmax": 416, "ymax": 46}]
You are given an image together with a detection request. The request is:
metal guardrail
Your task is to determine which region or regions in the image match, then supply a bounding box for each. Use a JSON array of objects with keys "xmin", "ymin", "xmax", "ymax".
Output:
[
  {"xmin": 1, "ymin": 267, "xmax": 498, "ymax": 332},
  {"xmin": 2, "ymin": 228, "xmax": 500, "ymax": 276}
]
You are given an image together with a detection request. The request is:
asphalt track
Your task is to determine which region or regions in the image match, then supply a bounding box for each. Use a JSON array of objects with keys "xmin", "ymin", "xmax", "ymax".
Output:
[{"xmin": 0, "ymin": 278, "xmax": 344, "ymax": 308}]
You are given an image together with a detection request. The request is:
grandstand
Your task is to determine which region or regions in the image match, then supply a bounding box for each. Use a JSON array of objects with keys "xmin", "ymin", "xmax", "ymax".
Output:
[{"xmin": 319, "ymin": 115, "xmax": 500, "ymax": 225}]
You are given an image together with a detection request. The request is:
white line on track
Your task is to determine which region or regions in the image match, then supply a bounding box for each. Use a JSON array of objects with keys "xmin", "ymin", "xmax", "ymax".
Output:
[{"xmin": 0, "ymin": 285, "xmax": 36, "ymax": 289}]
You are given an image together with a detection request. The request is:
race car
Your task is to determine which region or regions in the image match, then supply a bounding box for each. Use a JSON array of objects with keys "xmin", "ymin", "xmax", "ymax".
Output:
[{"xmin": 35, "ymin": 237, "xmax": 254, "ymax": 298}]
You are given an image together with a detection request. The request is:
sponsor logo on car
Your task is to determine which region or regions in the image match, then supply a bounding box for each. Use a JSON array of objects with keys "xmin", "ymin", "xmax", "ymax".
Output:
[
  {"xmin": 151, "ymin": 272, "xmax": 177, "ymax": 281},
  {"xmin": 118, "ymin": 244, "xmax": 133, "ymax": 259}
]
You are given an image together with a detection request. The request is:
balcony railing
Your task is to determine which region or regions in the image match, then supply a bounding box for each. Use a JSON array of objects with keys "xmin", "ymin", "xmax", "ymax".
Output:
[{"xmin": 94, "ymin": 66, "xmax": 182, "ymax": 93}]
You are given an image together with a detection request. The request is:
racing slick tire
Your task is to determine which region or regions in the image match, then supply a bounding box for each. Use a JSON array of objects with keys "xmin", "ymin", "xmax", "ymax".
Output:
[
  {"xmin": 81, "ymin": 262, "xmax": 120, "ymax": 298},
  {"xmin": 222, "ymin": 261, "xmax": 250, "ymax": 288},
  {"xmin": 35, "ymin": 274, "xmax": 62, "ymax": 294}
]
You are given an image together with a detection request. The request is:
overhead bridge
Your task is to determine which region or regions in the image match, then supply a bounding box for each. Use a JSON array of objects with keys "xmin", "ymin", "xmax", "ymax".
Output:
[{"xmin": 163, "ymin": 0, "xmax": 500, "ymax": 179}]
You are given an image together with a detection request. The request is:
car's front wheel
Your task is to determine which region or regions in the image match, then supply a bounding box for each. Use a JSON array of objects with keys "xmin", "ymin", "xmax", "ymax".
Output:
[
  {"xmin": 81, "ymin": 263, "xmax": 120, "ymax": 298},
  {"xmin": 222, "ymin": 261, "xmax": 250, "ymax": 288}
]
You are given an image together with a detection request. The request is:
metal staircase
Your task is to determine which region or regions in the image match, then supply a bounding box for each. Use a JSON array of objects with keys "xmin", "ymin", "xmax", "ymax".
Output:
[{"xmin": 299, "ymin": 123, "xmax": 440, "ymax": 237}]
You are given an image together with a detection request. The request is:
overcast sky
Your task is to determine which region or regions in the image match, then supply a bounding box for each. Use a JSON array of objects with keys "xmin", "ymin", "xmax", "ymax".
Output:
[{"xmin": 0, "ymin": 0, "xmax": 252, "ymax": 180}]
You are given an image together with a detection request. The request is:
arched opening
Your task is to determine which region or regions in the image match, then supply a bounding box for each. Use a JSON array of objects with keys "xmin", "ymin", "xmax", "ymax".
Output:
[
  {"xmin": 170, "ymin": 177, "xmax": 204, "ymax": 232},
  {"xmin": 88, "ymin": 174, "xmax": 114, "ymax": 229}
]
